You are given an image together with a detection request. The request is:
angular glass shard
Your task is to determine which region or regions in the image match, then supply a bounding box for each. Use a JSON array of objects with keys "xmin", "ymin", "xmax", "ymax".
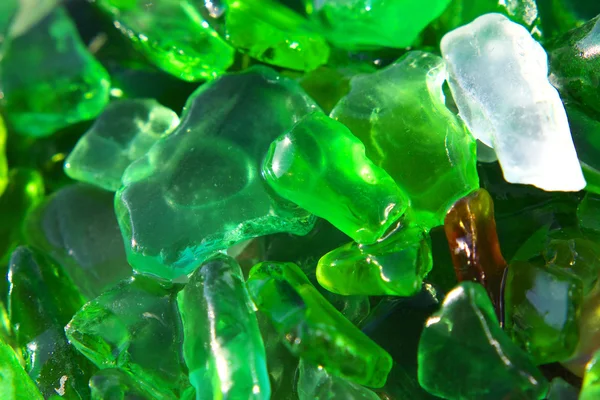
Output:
[
  {"xmin": 262, "ymin": 112, "xmax": 408, "ymax": 244},
  {"xmin": 0, "ymin": 7, "xmax": 110, "ymax": 137},
  {"xmin": 65, "ymin": 99, "xmax": 180, "ymax": 191},
  {"xmin": 7, "ymin": 246, "xmax": 94, "ymax": 399},
  {"xmin": 0, "ymin": 337, "xmax": 43, "ymax": 400},
  {"xmin": 317, "ymin": 225, "xmax": 432, "ymax": 296},
  {"xmin": 25, "ymin": 184, "xmax": 131, "ymax": 298},
  {"xmin": 218, "ymin": 0, "xmax": 329, "ymax": 71},
  {"xmin": 441, "ymin": 13, "xmax": 585, "ymax": 191},
  {"xmin": 298, "ymin": 359, "xmax": 380, "ymax": 400},
  {"xmin": 331, "ymin": 51, "xmax": 479, "ymax": 227},
  {"xmin": 96, "ymin": 0, "xmax": 234, "ymax": 81},
  {"xmin": 444, "ymin": 189, "xmax": 507, "ymax": 320},
  {"xmin": 304, "ymin": 0, "xmax": 451, "ymax": 49},
  {"xmin": 65, "ymin": 276, "xmax": 189, "ymax": 400},
  {"xmin": 0, "ymin": 169, "xmax": 44, "ymax": 264},
  {"xmin": 504, "ymin": 260, "xmax": 583, "ymax": 365},
  {"xmin": 549, "ymin": 15, "xmax": 600, "ymax": 117},
  {"xmin": 177, "ymin": 255, "xmax": 270, "ymax": 399},
  {"xmin": 116, "ymin": 66, "xmax": 318, "ymax": 280},
  {"xmin": 418, "ymin": 282, "xmax": 548, "ymax": 399},
  {"xmin": 247, "ymin": 261, "xmax": 392, "ymax": 388}
]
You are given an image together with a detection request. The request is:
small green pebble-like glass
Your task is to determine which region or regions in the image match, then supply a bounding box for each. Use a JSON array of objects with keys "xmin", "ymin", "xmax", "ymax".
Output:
[
  {"xmin": 418, "ymin": 282, "xmax": 548, "ymax": 399},
  {"xmin": 331, "ymin": 51, "xmax": 479, "ymax": 228},
  {"xmin": 504, "ymin": 261, "xmax": 583, "ymax": 365},
  {"xmin": 65, "ymin": 99, "xmax": 180, "ymax": 192},
  {"xmin": 317, "ymin": 225, "xmax": 432, "ymax": 296},
  {"xmin": 579, "ymin": 193, "xmax": 600, "ymax": 233},
  {"xmin": 0, "ymin": 115, "xmax": 7, "ymax": 197},
  {"xmin": 546, "ymin": 378, "xmax": 579, "ymax": 400},
  {"xmin": 581, "ymin": 349, "xmax": 600, "ymax": 400},
  {"xmin": 0, "ymin": 7, "xmax": 110, "ymax": 137},
  {"xmin": 247, "ymin": 261, "xmax": 393, "ymax": 388},
  {"xmin": 304, "ymin": 0, "xmax": 451, "ymax": 49},
  {"xmin": 177, "ymin": 255, "xmax": 271, "ymax": 399},
  {"xmin": 297, "ymin": 359, "xmax": 380, "ymax": 400},
  {"xmin": 25, "ymin": 184, "xmax": 131, "ymax": 299},
  {"xmin": 221, "ymin": 0, "xmax": 329, "ymax": 71},
  {"xmin": 66, "ymin": 276, "xmax": 190, "ymax": 400},
  {"xmin": 549, "ymin": 15, "xmax": 600, "ymax": 117},
  {"xmin": 0, "ymin": 168, "xmax": 44, "ymax": 265},
  {"xmin": 262, "ymin": 112, "xmax": 408, "ymax": 244},
  {"xmin": 96, "ymin": 0, "xmax": 234, "ymax": 81},
  {"xmin": 116, "ymin": 66, "xmax": 317, "ymax": 280},
  {"xmin": 0, "ymin": 337, "xmax": 43, "ymax": 400},
  {"xmin": 7, "ymin": 246, "xmax": 93, "ymax": 399}
]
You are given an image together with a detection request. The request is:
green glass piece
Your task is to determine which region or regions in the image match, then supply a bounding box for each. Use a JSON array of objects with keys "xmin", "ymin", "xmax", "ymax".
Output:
[
  {"xmin": 25, "ymin": 184, "xmax": 131, "ymax": 299},
  {"xmin": 564, "ymin": 104, "xmax": 600, "ymax": 194},
  {"xmin": 65, "ymin": 276, "xmax": 189, "ymax": 400},
  {"xmin": 65, "ymin": 99, "xmax": 180, "ymax": 191},
  {"xmin": 330, "ymin": 51, "xmax": 479, "ymax": 228},
  {"xmin": 90, "ymin": 368, "xmax": 151, "ymax": 400},
  {"xmin": 582, "ymin": 349, "xmax": 600, "ymax": 400},
  {"xmin": 0, "ymin": 338, "xmax": 43, "ymax": 400},
  {"xmin": 220, "ymin": 0, "xmax": 329, "ymax": 70},
  {"xmin": 317, "ymin": 225, "xmax": 432, "ymax": 296},
  {"xmin": 304, "ymin": 0, "xmax": 451, "ymax": 49},
  {"xmin": 546, "ymin": 378, "xmax": 579, "ymax": 400},
  {"xmin": 579, "ymin": 193, "xmax": 600, "ymax": 233},
  {"xmin": 116, "ymin": 66, "xmax": 317, "ymax": 280},
  {"xmin": 298, "ymin": 359, "xmax": 380, "ymax": 400},
  {"xmin": 0, "ymin": 115, "xmax": 6, "ymax": 197},
  {"xmin": 263, "ymin": 112, "xmax": 408, "ymax": 244},
  {"xmin": 247, "ymin": 261, "xmax": 393, "ymax": 388},
  {"xmin": 96, "ymin": 0, "xmax": 234, "ymax": 81},
  {"xmin": 504, "ymin": 261, "xmax": 583, "ymax": 365},
  {"xmin": 7, "ymin": 246, "xmax": 93, "ymax": 399},
  {"xmin": 549, "ymin": 16, "xmax": 600, "ymax": 116},
  {"xmin": 418, "ymin": 282, "xmax": 548, "ymax": 399},
  {"xmin": 0, "ymin": 7, "xmax": 110, "ymax": 137},
  {"xmin": 543, "ymin": 238, "xmax": 600, "ymax": 295},
  {"xmin": 177, "ymin": 255, "xmax": 270, "ymax": 399},
  {"xmin": 0, "ymin": 168, "xmax": 44, "ymax": 264}
]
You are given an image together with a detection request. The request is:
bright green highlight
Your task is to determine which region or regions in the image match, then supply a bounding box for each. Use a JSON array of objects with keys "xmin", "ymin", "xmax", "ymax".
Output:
[{"xmin": 262, "ymin": 112, "xmax": 408, "ymax": 244}]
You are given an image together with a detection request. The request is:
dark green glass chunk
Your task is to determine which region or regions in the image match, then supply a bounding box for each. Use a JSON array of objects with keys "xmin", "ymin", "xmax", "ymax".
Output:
[
  {"xmin": 0, "ymin": 7, "xmax": 110, "ymax": 137},
  {"xmin": 7, "ymin": 246, "xmax": 93, "ymax": 399},
  {"xmin": 418, "ymin": 282, "xmax": 548, "ymax": 399},
  {"xmin": 25, "ymin": 184, "xmax": 131, "ymax": 299},
  {"xmin": 504, "ymin": 261, "xmax": 583, "ymax": 365},
  {"xmin": 247, "ymin": 261, "xmax": 392, "ymax": 388},
  {"xmin": 66, "ymin": 276, "xmax": 189, "ymax": 400}
]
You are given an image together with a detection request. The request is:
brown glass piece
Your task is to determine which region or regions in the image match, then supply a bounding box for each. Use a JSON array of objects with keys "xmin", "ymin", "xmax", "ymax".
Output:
[{"xmin": 444, "ymin": 188, "xmax": 507, "ymax": 323}]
